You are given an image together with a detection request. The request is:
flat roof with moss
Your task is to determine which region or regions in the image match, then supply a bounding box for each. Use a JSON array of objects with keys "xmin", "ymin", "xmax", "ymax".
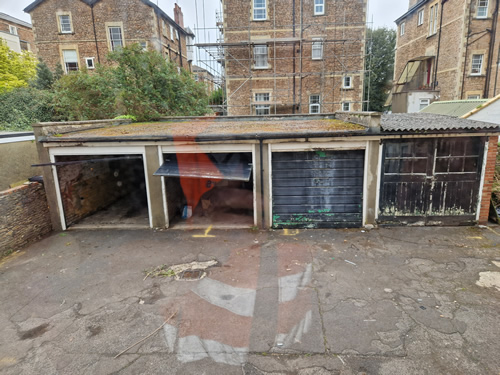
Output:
[{"xmin": 43, "ymin": 116, "xmax": 368, "ymax": 142}]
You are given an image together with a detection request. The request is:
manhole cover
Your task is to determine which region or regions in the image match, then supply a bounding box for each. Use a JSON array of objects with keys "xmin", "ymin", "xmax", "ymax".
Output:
[{"xmin": 180, "ymin": 270, "xmax": 205, "ymax": 280}]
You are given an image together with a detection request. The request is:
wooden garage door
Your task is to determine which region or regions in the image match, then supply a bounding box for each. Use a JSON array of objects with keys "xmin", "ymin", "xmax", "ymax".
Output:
[
  {"xmin": 378, "ymin": 137, "xmax": 485, "ymax": 225},
  {"xmin": 272, "ymin": 150, "xmax": 364, "ymax": 228}
]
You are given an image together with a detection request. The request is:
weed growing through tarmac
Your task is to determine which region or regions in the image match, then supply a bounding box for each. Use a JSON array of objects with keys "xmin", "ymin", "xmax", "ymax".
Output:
[{"xmin": 143, "ymin": 265, "xmax": 176, "ymax": 280}]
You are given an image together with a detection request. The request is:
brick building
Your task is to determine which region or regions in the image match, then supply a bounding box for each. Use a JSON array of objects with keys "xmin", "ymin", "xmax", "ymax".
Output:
[
  {"xmin": 393, "ymin": 0, "xmax": 500, "ymax": 113},
  {"xmin": 24, "ymin": 0, "xmax": 195, "ymax": 73},
  {"xmin": 203, "ymin": 0, "xmax": 367, "ymax": 115},
  {"xmin": 0, "ymin": 13, "xmax": 35, "ymax": 53}
]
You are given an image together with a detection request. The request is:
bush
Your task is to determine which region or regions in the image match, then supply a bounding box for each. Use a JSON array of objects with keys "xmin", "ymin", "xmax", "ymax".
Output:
[
  {"xmin": 109, "ymin": 44, "xmax": 210, "ymax": 120},
  {"xmin": 0, "ymin": 87, "xmax": 54, "ymax": 131},
  {"xmin": 52, "ymin": 66, "xmax": 118, "ymax": 121}
]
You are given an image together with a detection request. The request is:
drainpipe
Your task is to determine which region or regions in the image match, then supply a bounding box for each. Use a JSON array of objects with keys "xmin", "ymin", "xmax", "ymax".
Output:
[
  {"xmin": 292, "ymin": 0, "xmax": 296, "ymax": 114},
  {"xmin": 259, "ymin": 139, "xmax": 265, "ymax": 228},
  {"xmin": 484, "ymin": 0, "xmax": 499, "ymax": 98},
  {"xmin": 433, "ymin": 0, "xmax": 447, "ymax": 90},
  {"xmin": 299, "ymin": 0, "xmax": 303, "ymax": 113},
  {"xmin": 461, "ymin": 3, "xmax": 473, "ymax": 99},
  {"xmin": 177, "ymin": 29, "xmax": 183, "ymax": 68},
  {"xmin": 494, "ymin": 45, "xmax": 500, "ymax": 95},
  {"xmin": 91, "ymin": 4, "xmax": 100, "ymax": 64}
]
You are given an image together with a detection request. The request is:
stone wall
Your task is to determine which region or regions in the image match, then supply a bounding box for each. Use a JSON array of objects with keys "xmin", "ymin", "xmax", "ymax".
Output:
[
  {"xmin": 0, "ymin": 182, "xmax": 52, "ymax": 257},
  {"xmin": 394, "ymin": 0, "xmax": 500, "ymax": 101},
  {"xmin": 224, "ymin": 0, "xmax": 366, "ymax": 115},
  {"xmin": 29, "ymin": 0, "xmax": 191, "ymax": 72}
]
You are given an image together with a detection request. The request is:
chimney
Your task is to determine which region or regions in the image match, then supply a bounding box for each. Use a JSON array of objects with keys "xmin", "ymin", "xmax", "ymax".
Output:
[
  {"xmin": 408, "ymin": 0, "xmax": 419, "ymax": 8},
  {"xmin": 174, "ymin": 4, "xmax": 184, "ymax": 28}
]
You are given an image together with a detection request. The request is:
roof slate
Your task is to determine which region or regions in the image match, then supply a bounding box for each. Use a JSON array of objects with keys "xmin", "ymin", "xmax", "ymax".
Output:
[
  {"xmin": 420, "ymin": 99, "xmax": 488, "ymax": 117},
  {"xmin": 0, "ymin": 13, "xmax": 32, "ymax": 28},
  {"xmin": 381, "ymin": 113, "xmax": 500, "ymax": 132}
]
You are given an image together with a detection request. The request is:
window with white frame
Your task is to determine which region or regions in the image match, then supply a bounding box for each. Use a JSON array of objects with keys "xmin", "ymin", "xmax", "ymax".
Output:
[
  {"xmin": 471, "ymin": 54, "xmax": 484, "ymax": 75},
  {"xmin": 400, "ymin": 22, "xmax": 405, "ymax": 36},
  {"xmin": 429, "ymin": 4, "xmax": 438, "ymax": 36},
  {"xmin": 468, "ymin": 94, "xmax": 481, "ymax": 99},
  {"xmin": 254, "ymin": 45, "xmax": 268, "ymax": 68},
  {"xmin": 170, "ymin": 25, "xmax": 174, "ymax": 40},
  {"xmin": 85, "ymin": 57, "xmax": 95, "ymax": 69},
  {"xmin": 342, "ymin": 76, "xmax": 353, "ymax": 89},
  {"xmin": 342, "ymin": 102, "xmax": 351, "ymax": 112},
  {"xmin": 140, "ymin": 41, "xmax": 147, "ymax": 50},
  {"xmin": 175, "ymin": 28, "xmax": 179, "ymax": 40},
  {"xmin": 419, "ymin": 99, "xmax": 430, "ymax": 110},
  {"xmin": 312, "ymin": 39, "xmax": 323, "ymax": 60},
  {"xmin": 9, "ymin": 25, "xmax": 18, "ymax": 35},
  {"xmin": 62, "ymin": 50, "xmax": 78, "ymax": 73},
  {"xmin": 253, "ymin": 0, "xmax": 266, "ymax": 20},
  {"xmin": 108, "ymin": 26, "xmax": 123, "ymax": 51},
  {"xmin": 309, "ymin": 95, "xmax": 320, "ymax": 114},
  {"xmin": 59, "ymin": 15, "xmax": 72, "ymax": 33},
  {"xmin": 477, "ymin": 0, "xmax": 489, "ymax": 18},
  {"xmin": 314, "ymin": 0, "xmax": 325, "ymax": 15},
  {"xmin": 417, "ymin": 9, "xmax": 424, "ymax": 26},
  {"xmin": 254, "ymin": 92, "xmax": 270, "ymax": 115}
]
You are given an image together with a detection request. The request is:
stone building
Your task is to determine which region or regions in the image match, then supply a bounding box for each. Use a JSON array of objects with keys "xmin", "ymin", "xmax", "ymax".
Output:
[
  {"xmin": 192, "ymin": 64, "xmax": 218, "ymax": 93},
  {"xmin": 0, "ymin": 13, "xmax": 35, "ymax": 53},
  {"xmin": 393, "ymin": 0, "xmax": 500, "ymax": 113},
  {"xmin": 23, "ymin": 0, "xmax": 195, "ymax": 73},
  {"xmin": 212, "ymin": 0, "xmax": 367, "ymax": 115}
]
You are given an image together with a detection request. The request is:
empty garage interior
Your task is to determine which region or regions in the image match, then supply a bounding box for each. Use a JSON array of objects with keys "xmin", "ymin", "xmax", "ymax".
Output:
[
  {"xmin": 55, "ymin": 155, "xmax": 149, "ymax": 228},
  {"xmin": 157, "ymin": 152, "xmax": 255, "ymax": 228}
]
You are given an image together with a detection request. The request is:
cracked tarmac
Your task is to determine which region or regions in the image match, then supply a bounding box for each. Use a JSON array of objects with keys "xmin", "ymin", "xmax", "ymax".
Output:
[{"xmin": 0, "ymin": 226, "xmax": 499, "ymax": 374}]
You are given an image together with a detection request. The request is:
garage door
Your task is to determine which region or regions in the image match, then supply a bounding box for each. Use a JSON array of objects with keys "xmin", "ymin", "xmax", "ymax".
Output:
[
  {"xmin": 378, "ymin": 137, "xmax": 485, "ymax": 225},
  {"xmin": 272, "ymin": 150, "xmax": 364, "ymax": 228}
]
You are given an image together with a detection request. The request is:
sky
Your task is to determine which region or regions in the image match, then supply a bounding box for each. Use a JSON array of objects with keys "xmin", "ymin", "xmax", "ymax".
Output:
[{"xmin": 0, "ymin": 0, "xmax": 408, "ymax": 30}]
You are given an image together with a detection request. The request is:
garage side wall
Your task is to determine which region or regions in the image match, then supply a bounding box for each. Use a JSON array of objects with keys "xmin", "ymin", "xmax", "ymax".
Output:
[
  {"xmin": 479, "ymin": 136, "xmax": 499, "ymax": 224},
  {"xmin": 57, "ymin": 158, "xmax": 142, "ymax": 226}
]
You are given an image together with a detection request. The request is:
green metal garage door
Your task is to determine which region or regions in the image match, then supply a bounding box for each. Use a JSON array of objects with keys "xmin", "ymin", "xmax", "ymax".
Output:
[{"xmin": 272, "ymin": 150, "xmax": 364, "ymax": 228}]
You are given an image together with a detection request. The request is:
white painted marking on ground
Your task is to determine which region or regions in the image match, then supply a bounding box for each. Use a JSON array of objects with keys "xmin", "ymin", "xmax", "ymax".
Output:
[
  {"xmin": 476, "ymin": 272, "xmax": 500, "ymax": 291},
  {"xmin": 193, "ymin": 278, "xmax": 256, "ymax": 317},
  {"xmin": 176, "ymin": 336, "xmax": 248, "ymax": 365}
]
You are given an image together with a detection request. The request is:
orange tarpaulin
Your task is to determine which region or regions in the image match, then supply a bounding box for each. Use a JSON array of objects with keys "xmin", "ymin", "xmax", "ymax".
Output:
[{"xmin": 175, "ymin": 140, "xmax": 223, "ymax": 210}]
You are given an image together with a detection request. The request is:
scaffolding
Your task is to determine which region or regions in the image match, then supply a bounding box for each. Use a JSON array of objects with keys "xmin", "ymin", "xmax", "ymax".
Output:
[{"xmin": 191, "ymin": 0, "xmax": 372, "ymax": 115}]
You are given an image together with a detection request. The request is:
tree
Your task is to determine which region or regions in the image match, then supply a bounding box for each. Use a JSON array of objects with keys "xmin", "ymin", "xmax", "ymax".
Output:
[
  {"xmin": 0, "ymin": 40, "xmax": 37, "ymax": 93},
  {"xmin": 33, "ymin": 59, "xmax": 54, "ymax": 90},
  {"xmin": 363, "ymin": 27, "xmax": 396, "ymax": 112},
  {"xmin": 51, "ymin": 44, "xmax": 210, "ymax": 121},
  {"xmin": 109, "ymin": 44, "xmax": 209, "ymax": 120}
]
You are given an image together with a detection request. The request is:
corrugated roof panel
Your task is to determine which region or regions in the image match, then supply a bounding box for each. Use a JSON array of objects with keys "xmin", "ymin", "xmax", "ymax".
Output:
[
  {"xmin": 381, "ymin": 113, "xmax": 499, "ymax": 132},
  {"xmin": 420, "ymin": 100, "xmax": 488, "ymax": 117}
]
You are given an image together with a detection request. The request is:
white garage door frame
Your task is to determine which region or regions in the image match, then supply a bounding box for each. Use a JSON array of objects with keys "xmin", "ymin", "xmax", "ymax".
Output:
[
  {"xmin": 160, "ymin": 144, "xmax": 258, "ymax": 228},
  {"xmin": 49, "ymin": 146, "xmax": 150, "ymax": 230}
]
